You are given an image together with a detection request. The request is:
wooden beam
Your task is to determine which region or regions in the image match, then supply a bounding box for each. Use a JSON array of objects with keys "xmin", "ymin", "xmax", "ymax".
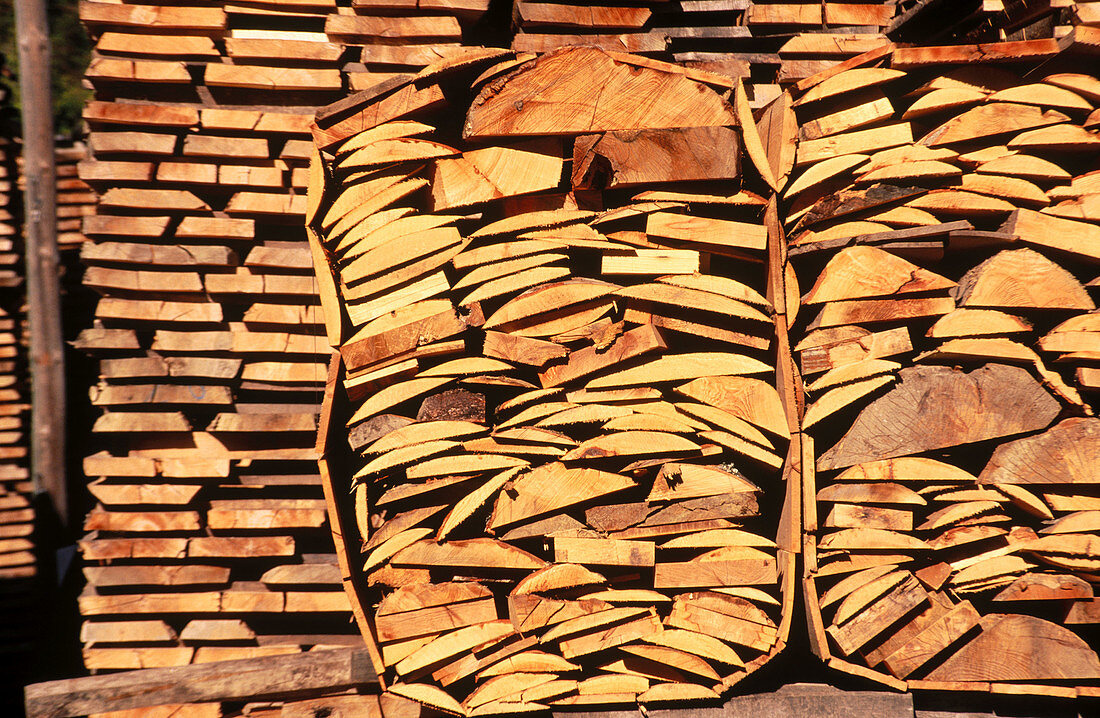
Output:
[{"xmin": 24, "ymin": 647, "xmax": 377, "ymax": 718}]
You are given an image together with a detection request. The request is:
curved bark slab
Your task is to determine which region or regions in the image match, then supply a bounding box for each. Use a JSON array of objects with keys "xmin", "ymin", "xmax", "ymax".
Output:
[
  {"xmin": 925, "ymin": 614, "xmax": 1100, "ymax": 682},
  {"xmin": 818, "ymin": 363, "xmax": 1060, "ymax": 471},
  {"xmin": 980, "ymin": 417, "xmax": 1100, "ymax": 484}
]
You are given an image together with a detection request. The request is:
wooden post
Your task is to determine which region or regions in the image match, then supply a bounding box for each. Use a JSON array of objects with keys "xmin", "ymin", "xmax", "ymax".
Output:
[{"xmin": 13, "ymin": 0, "xmax": 67, "ymax": 525}]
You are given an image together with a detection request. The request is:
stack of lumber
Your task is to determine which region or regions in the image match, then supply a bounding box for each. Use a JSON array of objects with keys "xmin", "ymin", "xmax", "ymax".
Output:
[
  {"xmin": 55, "ymin": 141, "xmax": 94, "ymax": 251},
  {"xmin": 75, "ymin": 0, "xmax": 382, "ymax": 673},
  {"xmin": 783, "ymin": 40, "xmax": 1100, "ymax": 695},
  {"xmin": 308, "ymin": 46, "xmax": 798, "ymax": 715},
  {"xmin": 0, "ymin": 126, "xmax": 35, "ymax": 691}
]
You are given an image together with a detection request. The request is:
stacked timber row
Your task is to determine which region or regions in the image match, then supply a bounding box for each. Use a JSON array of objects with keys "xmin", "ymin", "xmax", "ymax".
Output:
[
  {"xmin": 309, "ymin": 47, "xmax": 800, "ymax": 715},
  {"xmin": 73, "ymin": 0, "xmax": 505, "ymax": 673},
  {"xmin": 0, "ymin": 117, "xmax": 35, "ymax": 688},
  {"xmin": 54, "ymin": 141, "xmax": 94, "ymax": 252},
  {"xmin": 784, "ymin": 40, "xmax": 1100, "ymax": 694}
]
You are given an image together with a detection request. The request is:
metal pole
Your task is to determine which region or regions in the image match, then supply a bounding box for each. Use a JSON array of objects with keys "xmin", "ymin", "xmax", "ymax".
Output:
[{"xmin": 13, "ymin": 0, "xmax": 67, "ymax": 527}]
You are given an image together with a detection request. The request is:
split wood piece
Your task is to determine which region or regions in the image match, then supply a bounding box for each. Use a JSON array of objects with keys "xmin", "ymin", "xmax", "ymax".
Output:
[
  {"xmin": 655, "ymin": 557, "xmax": 778, "ymax": 590},
  {"xmin": 803, "ymin": 245, "xmax": 954, "ymax": 304},
  {"xmin": 920, "ymin": 103, "xmax": 1069, "ymax": 146},
  {"xmin": 826, "ymin": 576, "xmax": 929, "ymax": 656},
  {"xmin": 802, "ymin": 375, "xmax": 895, "ymax": 429},
  {"xmin": 734, "ymin": 79, "xmax": 778, "ymax": 191},
  {"xmin": 431, "ymin": 139, "xmax": 564, "ymax": 211},
  {"xmin": 807, "ymin": 296, "xmax": 955, "ymax": 330},
  {"xmin": 928, "ymin": 309, "xmax": 1032, "ymax": 339},
  {"xmin": 341, "ymin": 301, "xmax": 468, "ymax": 374},
  {"xmin": 666, "ymin": 596, "xmax": 778, "ymax": 652},
  {"xmin": 1001, "ymin": 208, "xmax": 1100, "ymax": 263},
  {"xmin": 24, "ymin": 648, "xmax": 376, "ymax": 717},
  {"xmin": 953, "ymin": 248, "xmax": 1094, "ymax": 310},
  {"xmin": 558, "ymin": 612, "xmax": 663, "ymax": 659},
  {"xmin": 784, "ymin": 154, "xmax": 868, "ymax": 204},
  {"xmin": 572, "ymin": 127, "xmax": 740, "ymax": 189},
  {"xmin": 465, "ymin": 47, "xmax": 736, "ymax": 138},
  {"xmin": 796, "ymin": 67, "xmax": 905, "ymax": 107},
  {"xmin": 793, "ymin": 185, "xmax": 932, "ymax": 235},
  {"xmin": 488, "ymin": 463, "xmax": 634, "ymax": 531},
  {"xmin": 483, "ymin": 278, "xmax": 618, "ymax": 332},
  {"xmin": 313, "ymin": 81, "xmax": 447, "ymax": 150},
  {"xmin": 554, "ymin": 537, "xmax": 655, "ymax": 568},
  {"xmin": 602, "ymin": 249, "xmax": 701, "ymax": 277},
  {"xmin": 539, "ymin": 323, "xmax": 666, "ymax": 388},
  {"xmin": 375, "ymin": 583, "xmax": 498, "ymax": 644},
  {"xmin": 797, "ymin": 124, "xmax": 914, "ymax": 167},
  {"xmin": 757, "ymin": 90, "xmax": 797, "ymax": 191},
  {"xmin": 676, "ymin": 376, "xmax": 789, "ymax": 439},
  {"xmin": 924, "ymin": 614, "xmax": 1100, "ymax": 682},
  {"xmin": 800, "ymin": 89, "xmax": 895, "ymax": 142},
  {"xmin": 818, "ymin": 364, "xmax": 1060, "ymax": 471},
  {"xmin": 586, "ymin": 352, "xmax": 771, "ymax": 390},
  {"xmin": 980, "ymin": 418, "xmax": 1100, "ymax": 485},
  {"xmin": 805, "ymin": 359, "xmax": 901, "ymax": 394},
  {"xmin": 799, "ymin": 326, "xmax": 913, "ymax": 376}
]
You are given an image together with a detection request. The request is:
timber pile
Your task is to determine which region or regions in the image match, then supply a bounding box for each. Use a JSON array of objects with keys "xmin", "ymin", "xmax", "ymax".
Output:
[
  {"xmin": 74, "ymin": 0, "xmax": 368, "ymax": 673},
  {"xmin": 0, "ymin": 120, "xmax": 35, "ymax": 688},
  {"xmin": 308, "ymin": 46, "xmax": 797, "ymax": 715},
  {"xmin": 785, "ymin": 40, "xmax": 1100, "ymax": 694}
]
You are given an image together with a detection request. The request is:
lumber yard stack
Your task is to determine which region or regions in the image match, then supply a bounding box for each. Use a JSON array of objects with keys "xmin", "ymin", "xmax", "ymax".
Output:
[
  {"xmin": 74, "ymin": 0, "xmax": 501, "ymax": 676},
  {"xmin": 54, "ymin": 141, "xmax": 95, "ymax": 252},
  {"xmin": 68, "ymin": 0, "xmax": 1100, "ymax": 710},
  {"xmin": 784, "ymin": 38, "xmax": 1100, "ymax": 696},
  {"xmin": 308, "ymin": 46, "xmax": 800, "ymax": 715},
  {"xmin": 0, "ymin": 96, "xmax": 35, "ymax": 695}
]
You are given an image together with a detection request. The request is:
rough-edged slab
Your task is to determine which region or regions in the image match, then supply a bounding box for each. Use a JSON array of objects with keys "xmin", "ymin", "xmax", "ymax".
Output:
[
  {"xmin": 924, "ymin": 614, "xmax": 1100, "ymax": 682},
  {"xmin": 464, "ymin": 46, "xmax": 737, "ymax": 138},
  {"xmin": 818, "ymin": 363, "xmax": 1060, "ymax": 471},
  {"xmin": 980, "ymin": 417, "xmax": 1100, "ymax": 485}
]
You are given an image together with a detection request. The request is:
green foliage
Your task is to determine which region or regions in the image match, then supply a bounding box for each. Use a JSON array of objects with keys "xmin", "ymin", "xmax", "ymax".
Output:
[{"xmin": 0, "ymin": 0, "xmax": 91, "ymax": 138}]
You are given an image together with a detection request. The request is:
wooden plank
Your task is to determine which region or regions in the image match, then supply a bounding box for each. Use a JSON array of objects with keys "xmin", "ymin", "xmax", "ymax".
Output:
[{"xmin": 24, "ymin": 648, "xmax": 376, "ymax": 717}]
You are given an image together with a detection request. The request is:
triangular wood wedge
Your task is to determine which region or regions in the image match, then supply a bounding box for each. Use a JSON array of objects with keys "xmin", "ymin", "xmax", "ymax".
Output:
[
  {"xmin": 562, "ymin": 432, "xmax": 700, "ymax": 462},
  {"xmin": 388, "ymin": 683, "xmax": 467, "ymax": 716},
  {"xmin": 484, "ymin": 278, "xmax": 619, "ymax": 330},
  {"xmin": 803, "ymin": 245, "xmax": 955, "ymax": 304},
  {"xmin": 919, "ymin": 103, "xmax": 1069, "ymax": 146},
  {"xmin": 677, "ymin": 376, "xmax": 789, "ymax": 438},
  {"xmin": 648, "ymin": 463, "xmax": 759, "ymax": 502},
  {"xmin": 796, "ymin": 68, "xmax": 906, "ymax": 106}
]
